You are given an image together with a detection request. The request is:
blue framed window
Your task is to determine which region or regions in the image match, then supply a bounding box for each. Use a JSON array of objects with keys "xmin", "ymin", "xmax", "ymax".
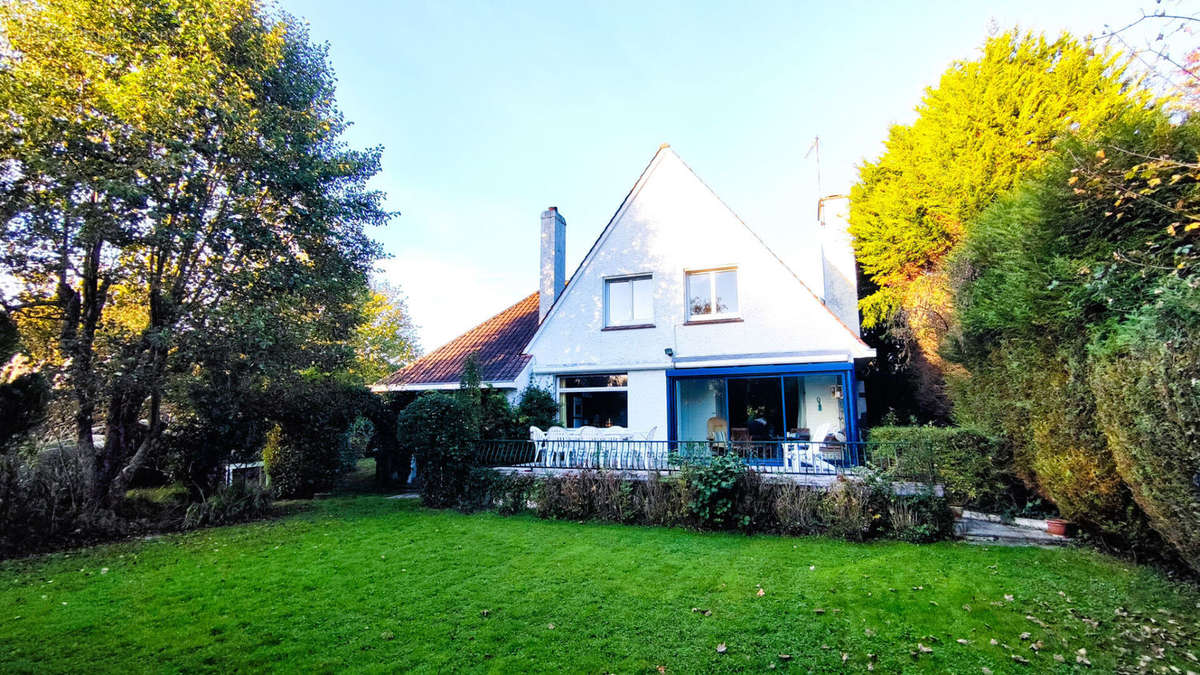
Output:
[{"xmin": 666, "ymin": 363, "xmax": 858, "ymax": 446}]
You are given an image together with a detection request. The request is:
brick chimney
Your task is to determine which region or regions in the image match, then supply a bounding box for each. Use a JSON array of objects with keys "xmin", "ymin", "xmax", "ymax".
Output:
[{"xmin": 539, "ymin": 207, "xmax": 566, "ymax": 321}]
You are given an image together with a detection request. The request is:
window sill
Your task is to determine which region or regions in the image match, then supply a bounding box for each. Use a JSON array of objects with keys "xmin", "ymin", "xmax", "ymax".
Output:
[
  {"xmin": 684, "ymin": 317, "xmax": 743, "ymax": 326},
  {"xmin": 602, "ymin": 323, "xmax": 656, "ymax": 332}
]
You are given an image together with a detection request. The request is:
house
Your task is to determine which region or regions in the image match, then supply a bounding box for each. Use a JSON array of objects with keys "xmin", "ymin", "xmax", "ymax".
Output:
[{"xmin": 375, "ymin": 145, "xmax": 874, "ymax": 445}]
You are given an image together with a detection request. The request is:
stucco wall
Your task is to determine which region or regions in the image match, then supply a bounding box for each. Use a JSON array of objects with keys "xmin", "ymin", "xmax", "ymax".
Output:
[
  {"xmin": 525, "ymin": 148, "xmax": 871, "ymax": 374},
  {"xmin": 626, "ymin": 369, "xmax": 667, "ymax": 440}
]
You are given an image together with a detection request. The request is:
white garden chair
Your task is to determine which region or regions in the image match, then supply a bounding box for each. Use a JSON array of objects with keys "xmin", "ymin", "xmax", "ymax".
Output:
[
  {"xmin": 545, "ymin": 426, "xmax": 570, "ymax": 467},
  {"xmin": 575, "ymin": 426, "xmax": 600, "ymax": 467},
  {"xmin": 639, "ymin": 426, "xmax": 659, "ymax": 469},
  {"xmin": 529, "ymin": 426, "xmax": 547, "ymax": 466}
]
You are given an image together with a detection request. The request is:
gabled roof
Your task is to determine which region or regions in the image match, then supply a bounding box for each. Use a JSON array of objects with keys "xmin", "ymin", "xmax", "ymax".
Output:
[
  {"xmin": 375, "ymin": 292, "xmax": 539, "ymax": 390},
  {"xmin": 526, "ymin": 144, "xmax": 872, "ymax": 355}
]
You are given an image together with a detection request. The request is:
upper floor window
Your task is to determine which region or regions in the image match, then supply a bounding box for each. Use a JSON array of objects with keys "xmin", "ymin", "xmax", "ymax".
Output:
[
  {"xmin": 605, "ymin": 275, "xmax": 653, "ymax": 327},
  {"xmin": 687, "ymin": 267, "xmax": 739, "ymax": 320}
]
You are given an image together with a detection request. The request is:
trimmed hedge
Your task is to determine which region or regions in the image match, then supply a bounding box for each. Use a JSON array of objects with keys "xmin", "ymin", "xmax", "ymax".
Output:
[
  {"xmin": 1090, "ymin": 281, "xmax": 1200, "ymax": 574},
  {"xmin": 451, "ymin": 467, "xmax": 952, "ymax": 543},
  {"xmin": 868, "ymin": 425, "xmax": 1020, "ymax": 511}
]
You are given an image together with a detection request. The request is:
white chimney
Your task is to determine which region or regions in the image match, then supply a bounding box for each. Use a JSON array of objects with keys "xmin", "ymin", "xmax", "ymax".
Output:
[
  {"xmin": 539, "ymin": 206, "xmax": 566, "ymax": 321},
  {"xmin": 817, "ymin": 195, "xmax": 861, "ymax": 335}
]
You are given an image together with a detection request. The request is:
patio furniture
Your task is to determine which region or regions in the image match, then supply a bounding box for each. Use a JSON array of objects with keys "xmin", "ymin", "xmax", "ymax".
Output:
[
  {"xmin": 576, "ymin": 426, "xmax": 601, "ymax": 467},
  {"xmin": 781, "ymin": 441, "xmax": 838, "ymax": 474},
  {"xmin": 530, "ymin": 426, "xmax": 547, "ymax": 465},
  {"xmin": 545, "ymin": 426, "xmax": 570, "ymax": 467}
]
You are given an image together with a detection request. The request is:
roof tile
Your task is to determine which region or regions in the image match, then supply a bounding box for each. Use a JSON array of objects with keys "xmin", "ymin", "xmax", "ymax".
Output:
[{"xmin": 377, "ymin": 292, "xmax": 539, "ymax": 388}]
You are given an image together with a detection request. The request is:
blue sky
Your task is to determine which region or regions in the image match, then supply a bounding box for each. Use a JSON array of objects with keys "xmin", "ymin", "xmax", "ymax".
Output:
[{"xmin": 279, "ymin": 0, "xmax": 1151, "ymax": 351}]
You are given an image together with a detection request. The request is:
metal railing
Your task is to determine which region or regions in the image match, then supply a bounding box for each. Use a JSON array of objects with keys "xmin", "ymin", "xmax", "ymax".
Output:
[{"xmin": 473, "ymin": 438, "xmax": 937, "ymax": 481}]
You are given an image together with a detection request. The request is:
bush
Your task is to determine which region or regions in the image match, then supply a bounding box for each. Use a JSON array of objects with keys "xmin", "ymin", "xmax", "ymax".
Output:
[
  {"xmin": 824, "ymin": 480, "xmax": 886, "ymax": 542},
  {"xmin": 262, "ymin": 377, "xmax": 380, "ymax": 499},
  {"xmin": 515, "ymin": 386, "xmax": 558, "ymax": 430},
  {"xmin": 774, "ymin": 485, "xmax": 828, "ymax": 535},
  {"xmin": 0, "ymin": 440, "xmax": 119, "ymax": 555},
  {"xmin": 396, "ymin": 392, "xmax": 477, "ymax": 508},
  {"xmin": 680, "ymin": 453, "xmax": 748, "ymax": 530},
  {"xmin": 182, "ymin": 482, "xmax": 272, "ymax": 529},
  {"xmin": 493, "ymin": 472, "xmax": 536, "ymax": 515},
  {"xmin": 634, "ymin": 473, "xmax": 691, "ymax": 527},
  {"xmin": 887, "ymin": 491, "xmax": 955, "ymax": 543},
  {"xmin": 1091, "ymin": 281, "xmax": 1200, "ymax": 573},
  {"xmin": 869, "ymin": 425, "xmax": 1019, "ymax": 510}
]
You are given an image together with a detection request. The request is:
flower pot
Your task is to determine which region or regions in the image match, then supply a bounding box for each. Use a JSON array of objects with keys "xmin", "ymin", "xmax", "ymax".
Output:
[{"xmin": 1046, "ymin": 518, "xmax": 1071, "ymax": 536}]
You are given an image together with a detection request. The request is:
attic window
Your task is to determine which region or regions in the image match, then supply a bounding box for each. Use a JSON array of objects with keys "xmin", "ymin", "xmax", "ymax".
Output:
[
  {"xmin": 686, "ymin": 267, "xmax": 739, "ymax": 320},
  {"xmin": 605, "ymin": 275, "xmax": 653, "ymax": 327}
]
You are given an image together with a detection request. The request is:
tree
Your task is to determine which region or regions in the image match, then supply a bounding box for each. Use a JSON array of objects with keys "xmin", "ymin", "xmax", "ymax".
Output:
[
  {"xmin": 849, "ymin": 31, "xmax": 1150, "ymax": 417},
  {"xmin": 948, "ymin": 109, "xmax": 1199, "ymax": 566},
  {"xmin": 350, "ymin": 281, "xmax": 419, "ymax": 384},
  {"xmin": 0, "ymin": 0, "xmax": 386, "ymax": 504}
]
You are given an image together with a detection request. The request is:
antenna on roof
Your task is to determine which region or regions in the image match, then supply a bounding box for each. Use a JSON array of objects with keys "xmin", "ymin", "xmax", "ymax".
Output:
[{"xmin": 804, "ymin": 135, "xmax": 822, "ymax": 206}]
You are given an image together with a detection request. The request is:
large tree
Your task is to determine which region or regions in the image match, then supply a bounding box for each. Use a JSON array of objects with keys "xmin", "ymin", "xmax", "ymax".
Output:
[
  {"xmin": 849, "ymin": 31, "xmax": 1149, "ymax": 417},
  {"xmin": 0, "ymin": 0, "xmax": 386, "ymax": 503}
]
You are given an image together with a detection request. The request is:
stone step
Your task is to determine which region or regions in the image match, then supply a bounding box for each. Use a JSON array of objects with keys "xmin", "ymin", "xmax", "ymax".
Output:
[{"xmin": 955, "ymin": 518, "xmax": 1070, "ymax": 547}]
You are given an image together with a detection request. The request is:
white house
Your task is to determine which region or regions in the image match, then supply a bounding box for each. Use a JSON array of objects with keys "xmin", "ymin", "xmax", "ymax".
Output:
[{"xmin": 376, "ymin": 145, "xmax": 874, "ymax": 445}]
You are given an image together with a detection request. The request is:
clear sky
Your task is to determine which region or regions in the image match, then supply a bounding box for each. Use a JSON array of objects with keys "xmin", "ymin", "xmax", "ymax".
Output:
[{"xmin": 278, "ymin": 0, "xmax": 1153, "ymax": 352}]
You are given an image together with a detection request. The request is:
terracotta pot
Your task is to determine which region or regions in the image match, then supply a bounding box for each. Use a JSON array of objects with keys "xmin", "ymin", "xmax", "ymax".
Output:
[{"xmin": 1046, "ymin": 518, "xmax": 1072, "ymax": 536}]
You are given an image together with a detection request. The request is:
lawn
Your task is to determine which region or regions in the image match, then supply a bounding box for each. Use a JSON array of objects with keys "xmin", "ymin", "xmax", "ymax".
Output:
[{"xmin": 2, "ymin": 496, "xmax": 1198, "ymax": 673}]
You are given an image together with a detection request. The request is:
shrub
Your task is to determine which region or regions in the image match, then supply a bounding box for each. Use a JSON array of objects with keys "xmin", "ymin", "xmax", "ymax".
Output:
[
  {"xmin": 459, "ymin": 467, "xmax": 501, "ymax": 512},
  {"xmin": 493, "ymin": 472, "xmax": 536, "ymax": 515},
  {"xmin": 681, "ymin": 453, "xmax": 748, "ymax": 530},
  {"xmin": 774, "ymin": 485, "xmax": 828, "ymax": 535},
  {"xmin": 515, "ymin": 386, "xmax": 558, "ymax": 430},
  {"xmin": 478, "ymin": 390, "xmax": 521, "ymax": 440},
  {"xmin": 182, "ymin": 482, "xmax": 272, "ymax": 529},
  {"xmin": 868, "ymin": 425, "xmax": 1019, "ymax": 510},
  {"xmin": 396, "ymin": 392, "xmax": 477, "ymax": 508},
  {"xmin": 0, "ymin": 440, "xmax": 117, "ymax": 555},
  {"xmin": 536, "ymin": 471, "xmax": 595, "ymax": 521},
  {"xmin": 635, "ymin": 473, "xmax": 691, "ymax": 527},
  {"xmin": 824, "ymin": 479, "xmax": 885, "ymax": 542},
  {"xmin": 262, "ymin": 377, "xmax": 381, "ymax": 499},
  {"xmin": 1090, "ymin": 281, "xmax": 1200, "ymax": 573},
  {"xmin": 887, "ymin": 491, "xmax": 955, "ymax": 543}
]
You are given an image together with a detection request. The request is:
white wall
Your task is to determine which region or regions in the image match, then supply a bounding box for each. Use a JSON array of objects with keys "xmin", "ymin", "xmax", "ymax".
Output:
[
  {"xmin": 627, "ymin": 369, "xmax": 667, "ymax": 440},
  {"xmin": 524, "ymin": 147, "xmax": 873, "ymax": 439},
  {"xmin": 525, "ymin": 147, "xmax": 872, "ymax": 376}
]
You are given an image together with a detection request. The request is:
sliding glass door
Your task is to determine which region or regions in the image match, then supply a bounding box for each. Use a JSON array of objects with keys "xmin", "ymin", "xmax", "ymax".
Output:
[{"xmin": 671, "ymin": 366, "xmax": 855, "ymax": 449}]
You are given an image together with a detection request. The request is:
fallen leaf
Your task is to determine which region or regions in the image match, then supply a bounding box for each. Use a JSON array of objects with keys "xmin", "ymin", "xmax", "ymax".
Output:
[
  {"xmin": 957, "ymin": 639, "xmax": 971, "ymax": 645},
  {"xmin": 962, "ymin": 604, "xmax": 972, "ymax": 612},
  {"xmin": 716, "ymin": 643, "xmax": 727, "ymax": 654},
  {"xmin": 656, "ymin": 666, "xmax": 666, "ymax": 673}
]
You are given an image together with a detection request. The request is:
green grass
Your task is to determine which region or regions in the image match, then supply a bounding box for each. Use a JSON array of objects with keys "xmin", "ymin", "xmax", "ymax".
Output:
[{"xmin": 2, "ymin": 496, "xmax": 1198, "ymax": 673}]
